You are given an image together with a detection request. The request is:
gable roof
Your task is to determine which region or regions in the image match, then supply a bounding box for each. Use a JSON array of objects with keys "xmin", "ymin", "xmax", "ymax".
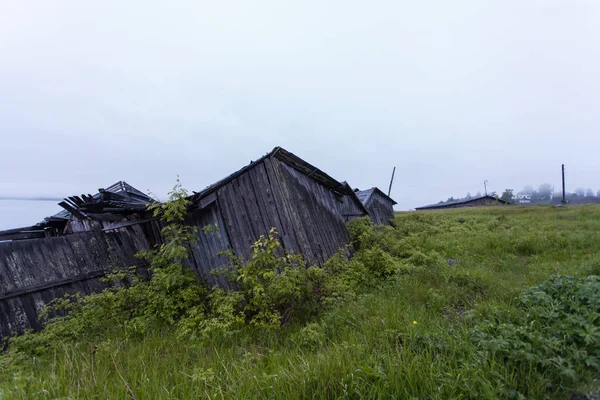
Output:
[
  {"xmin": 415, "ymin": 195, "xmax": 508, "ymax": 210},
  {"xmin": 355, "ymin": 187, "xmax": 397, "ymax": 206},
  {"xmin": 190, "ymin": 147, "xmax": 355, "ymax": 207}
]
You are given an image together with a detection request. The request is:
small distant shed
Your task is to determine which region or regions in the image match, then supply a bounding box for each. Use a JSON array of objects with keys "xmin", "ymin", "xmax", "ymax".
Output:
[
  {"xmin": 415, "ymin": 195, "xmax": 508, "ymax": 211},
  {"xmin": 354, "ymin": 187, "xmax": 397, "ymax": 225}
]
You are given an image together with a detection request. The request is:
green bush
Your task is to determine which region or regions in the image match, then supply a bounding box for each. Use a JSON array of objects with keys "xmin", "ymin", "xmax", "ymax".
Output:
[{"xmin": 472, "ymin": 275, "xmax": 600, "ymax": 391}]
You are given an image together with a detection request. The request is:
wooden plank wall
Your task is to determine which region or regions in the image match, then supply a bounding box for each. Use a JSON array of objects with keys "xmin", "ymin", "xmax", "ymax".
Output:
[
  {"xmin": 210, "ymin": 158, "xmax": 356, "ymax": 267},
  {"xmin": 216, "ymin": 161, "xmax": 292, "ymax": 262},
  {"xmin": 273, "ymin": 159, "xmax": 353, "ymax": 265},
  {"xmin": 0, "ymin": 227, "xmax": 154, "ymax": 338},
  {"xmin": 340, "ymin": 194, "xmax": 368, "ymax": 222},
  {"xmin": 186, "ymin": 204, "xmax": 234, "ymax": 288},
  {"xmin": 365, "ymin": 195, "xmax": 396, "ymax": 225}
]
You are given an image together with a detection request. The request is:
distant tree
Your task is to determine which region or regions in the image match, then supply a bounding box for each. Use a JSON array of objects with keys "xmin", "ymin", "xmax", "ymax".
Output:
[
  {"xmin": 530, "ymin": 190, "xmax": 540, "ymax": 203},
  {"xmin": 538, "ymin": 183, "xmax": 553, "ymax": 200},
  {"xmin": 500, "ymin": 189, "xmax": 514, "ymax": 204},
  {"xmin": 586, "ymin": 188, "xmax": 595, "ymax": 197},
  {"xmin": 597, "ymin": 190, "xmax": 600, "ymax": 198},
  {"xmin": 522, "ymin": 185, "xmax": 534, "ymax": 195},
  {"xmin": 489, "ymin": 191, "xmax": 497, "ymax": 198},
  {"xmin": 447, "ymin": 197, "xmax": 455, "ymax": 202},
  {"xmin": 575, "ymin": 188, "xmax": 585, "ymax": 197},
  {"xmin": 466, "ymin": 192, "xmax": 472, "ymax": 199},
  {"xmin": 475, "ymin": 191, "xmax": 482, "ymax": 197}
]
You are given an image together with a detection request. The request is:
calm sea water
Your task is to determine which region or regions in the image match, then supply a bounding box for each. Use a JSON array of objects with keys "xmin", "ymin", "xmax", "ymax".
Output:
[{"xmin": 0, "ymin": 200, "xmax": 63, "ymax": 231}]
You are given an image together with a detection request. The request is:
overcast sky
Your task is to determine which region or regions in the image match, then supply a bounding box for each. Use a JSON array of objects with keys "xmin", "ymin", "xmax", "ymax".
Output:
[{"xmin": 1, "ymin": 0, "xmax": 599, "ymax": 225}]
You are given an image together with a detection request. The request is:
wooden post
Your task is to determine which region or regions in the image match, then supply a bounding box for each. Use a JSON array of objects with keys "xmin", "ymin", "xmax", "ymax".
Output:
[
  {"xmin": 561, "ymin": 164, "xmax": 566, "ymax": 205},
  {"xmin": 388, "ymin": 167, "xmax": 396, "ymax": 197}
]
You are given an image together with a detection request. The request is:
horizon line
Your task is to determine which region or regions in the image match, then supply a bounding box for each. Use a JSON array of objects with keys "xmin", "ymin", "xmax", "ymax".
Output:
[{"xmin": 0, "ymin": 196, "xmax": 63, "ymax": 202}]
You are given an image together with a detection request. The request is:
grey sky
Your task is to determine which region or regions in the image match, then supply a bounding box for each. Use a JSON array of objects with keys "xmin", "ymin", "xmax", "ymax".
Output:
[{"xmin": 1, "ymin": 0, "xmax": 599, "ymax": 224}]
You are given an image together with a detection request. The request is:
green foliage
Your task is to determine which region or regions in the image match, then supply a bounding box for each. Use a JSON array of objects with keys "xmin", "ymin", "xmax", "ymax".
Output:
[
  {"xmin": 202, "ymin": 224, "xmax": 219, "ymax": 234},
  {"xmin": 500, "ymin": 188, "xmax": 514, "ymax": 204},
  {"xmin": 214, "ymin": 227, "xmax": 401, "ymax": 331},
  {"xmin": 472, "ymin": 275, "xmax": 600, "ymax": 389},
  {"xmin": 4, "ymin": 202, "xmax": 600, "ymax": 399},
  {"xmin": 346, "ymin": 216, "xmax": 373, "ymax": 247}
]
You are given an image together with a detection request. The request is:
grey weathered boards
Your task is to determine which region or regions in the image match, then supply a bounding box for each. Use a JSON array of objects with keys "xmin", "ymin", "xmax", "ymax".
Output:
[
  {"xmin": 0, "ymin": 226, "xmax": 154, "ymax": 338},
  {"xmin": 189, "ymin": 147, "xmax": 369, "ymax": 267},
  {"xmin": 0, "ymin": 181, "xmax": 155, "ymax": 242},
  {"xmin": 355, "ymin": 187, "xmax": 397, "ymax": 225},
  {"xmin": 0, "ymin": 147, "xmax": 370, "ymax": 338}
]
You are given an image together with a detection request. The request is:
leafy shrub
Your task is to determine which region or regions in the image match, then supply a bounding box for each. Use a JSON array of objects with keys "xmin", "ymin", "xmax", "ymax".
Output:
[
  {"xmin": 472, "ymin": 275, "xmax": 600, "ymax": 392},
  {"xmin": 290, "ymin": 322, "xmax": 326, "ymax": 350},
  {"xmin": 346, "ymin": 216, "xmax": 374, "ymax": 247},
  {"xmin": 354, "ymin": 248, "xmax": 399, "ymax": 278}
]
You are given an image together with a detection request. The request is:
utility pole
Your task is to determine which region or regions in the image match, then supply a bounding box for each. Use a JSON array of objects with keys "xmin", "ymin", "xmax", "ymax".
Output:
[
  {"xmin": 388, "ymin": 167, "xmax": 396, "ymax": 197},
  {"xmin": 484, "ymin": 180, "xmax": 488, "ymax": 196},
  {"xmin": 561, "ymin": 164, "xmax": 566, "ymax": 205}
]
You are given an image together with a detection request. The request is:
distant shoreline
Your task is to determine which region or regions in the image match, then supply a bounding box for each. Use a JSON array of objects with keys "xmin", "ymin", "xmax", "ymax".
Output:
[{"xmin": 0, "ymin": 197, "xmax": 62, "ymax": 202}]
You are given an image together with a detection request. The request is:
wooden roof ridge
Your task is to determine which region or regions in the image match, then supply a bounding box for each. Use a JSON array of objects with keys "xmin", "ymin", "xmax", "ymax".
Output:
[
  {"xmin": 355, "ymin": 187, "xmax": 397, "ymax": 206},
  {"xmin": 370, "ymin": 187, "xmax": 397, "ymax": 205},
  {"xmin": 190, "ymin": 146, "xmax": 353, "ymax": 207}
]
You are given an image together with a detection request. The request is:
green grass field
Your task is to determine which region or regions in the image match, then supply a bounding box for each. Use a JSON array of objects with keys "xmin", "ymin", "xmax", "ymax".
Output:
[{"xmin": 2, "ymin": 205, "xmax": 600, "ymax": 399}]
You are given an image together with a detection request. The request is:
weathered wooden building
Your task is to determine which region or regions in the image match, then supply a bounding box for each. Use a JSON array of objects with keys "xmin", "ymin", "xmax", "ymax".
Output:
[
  {"xmin": 0, "ymin": 147, "xmax": 369, "ymax": 337},
  {"xmin": 415, "ymin": 195, "xmax": 508, "ymax": 211},
  {"xmin": 354, "ymin": 187, "xmax": 397, "ymax": 225},
  {"xmin": 185, "ymin": 147, "xmax": 369, "ymax": 271}
]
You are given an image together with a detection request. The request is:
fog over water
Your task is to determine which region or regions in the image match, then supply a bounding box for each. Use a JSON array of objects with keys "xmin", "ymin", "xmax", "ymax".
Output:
[
  {"xmin": 1, "ymin": 1, "xmax": 599, "ymax": 223},
  {"xmin": 0, "ymin": 200, "xmax": 63, "ymax": 231}
]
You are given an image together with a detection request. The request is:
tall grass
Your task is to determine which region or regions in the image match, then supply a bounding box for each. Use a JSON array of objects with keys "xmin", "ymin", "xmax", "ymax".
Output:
[{"xmin": 2, "ymin": 205, "xmax": 600, "ymax": 399}]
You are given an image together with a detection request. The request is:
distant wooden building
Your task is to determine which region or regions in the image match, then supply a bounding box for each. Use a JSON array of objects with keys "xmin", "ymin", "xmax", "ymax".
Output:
[
  {"xmin": 354, "ymin": 187, "xmax": 397, "ymax": 225},
  {"xmin": 0, "ymin": 147, "xmax": 369, "ymax": 337},
  {"xmin": 415, "ymin": 195, "xmax": 508, "ymax": 211}
]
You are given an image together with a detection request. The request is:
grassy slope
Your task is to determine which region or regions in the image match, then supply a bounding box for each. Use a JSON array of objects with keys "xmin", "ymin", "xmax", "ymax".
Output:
[{"xmin": 2, "ymin": 205, "xmax": 600, "ymax": 399}]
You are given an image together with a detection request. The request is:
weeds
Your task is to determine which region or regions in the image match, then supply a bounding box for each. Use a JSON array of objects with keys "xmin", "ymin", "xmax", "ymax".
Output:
[{"xmin": 2, "ymin": 204, "xmax": 600, "ymax": 399}]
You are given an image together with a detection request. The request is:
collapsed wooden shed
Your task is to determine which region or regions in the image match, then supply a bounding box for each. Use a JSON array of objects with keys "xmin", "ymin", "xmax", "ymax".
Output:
[
  {"xmin": 0, "ymin": 181, "xmax": 155, "ymax": 241},
  {"xmin": 184, "ymin": 146, "xmax": 369, "ymax": 283},
  {"xmin": 355, "ymin": 187, "xmax": 397, "ymax": 225},
  {"xmin": 0, "ymin": 147, "xmax": 369, "ymax": 337}
]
